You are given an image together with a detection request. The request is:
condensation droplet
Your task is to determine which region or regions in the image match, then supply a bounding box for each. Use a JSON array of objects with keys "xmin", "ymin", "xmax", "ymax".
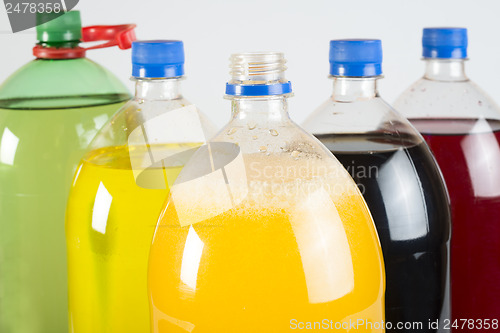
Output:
[
  {"xmin": 252, "ymin": 136, "xmax": 258, "ymax": 140},
  {"xmin": 269, "ymin": 129, "xmax": 278, "ymax": 136},
  {"xmin": 248, "ymin": 123, "xmax": 257, "ymax": 130},
  {"xmin": 259, "ymin": 146, "xmax": 267, "ymax": 153},
  {"xmin": 227, "ymin": 127, "xmax": 237, "ymax": 135}
]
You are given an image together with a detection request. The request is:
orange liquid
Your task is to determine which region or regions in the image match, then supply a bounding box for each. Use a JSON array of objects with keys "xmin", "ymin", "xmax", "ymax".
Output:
[{"xmin": 149, "ymin": 154, "xmax": 385, "ymax": 332}]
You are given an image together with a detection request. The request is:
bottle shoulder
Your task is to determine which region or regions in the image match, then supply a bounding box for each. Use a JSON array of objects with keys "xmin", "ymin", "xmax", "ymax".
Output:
[
  {"xmin": 302, "ymin": 96, "xmax": 425, "ymax": 147},
  {"xmin": 88, "ymin": 97, "xmax": 216, "ymax": 153},
  {"xmin": 394, "ymin": 77, "xmax": 500, "ymax": 120},
  {"xmin": 0, "ymin": 58, "xmax": 130, "ymax": 109},
  {"xmin": 212, "ymin": 116, "xmax": 335, "ymax": 160}
]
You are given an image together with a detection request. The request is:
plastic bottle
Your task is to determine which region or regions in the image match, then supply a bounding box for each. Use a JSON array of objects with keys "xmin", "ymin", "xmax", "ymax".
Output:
[
  {"xmin": 394, "ymin": 28, "xmax": 500, "ymax": 327},
  {"xmin": 0, "ymin": 11, "xmax": 134, "ymax": 332},
  {"xmin": 148, "ymin": 52, "xmax": 385, "ymax": 332},
  {"xmin": 302, "ymin": 40, "xmax": 451, "ymax": 333},
  {"xmin": 65, "ymin": 40, "xmax": 216, "ymax": 333}
]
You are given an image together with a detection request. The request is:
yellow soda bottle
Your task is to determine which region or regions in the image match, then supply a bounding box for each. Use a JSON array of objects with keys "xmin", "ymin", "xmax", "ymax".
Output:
[
  {"xmin": 65, "ymin": 40, "xmax": 216, "ymax": 333},
  {"xmin": 149, "ymin": 52, "xmax": 385, "ymax": 332}
]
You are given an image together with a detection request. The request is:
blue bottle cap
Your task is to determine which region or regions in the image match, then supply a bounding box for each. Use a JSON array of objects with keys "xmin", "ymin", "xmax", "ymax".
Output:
[
  {"xmin": 329, "ymin": 39, "xmax": 383, "ymax": 77},
  {"xmin": 132, "ymin": 40, "xmax": 184, "ymax": 78},
  {"xmin": 422, "ymin": 28, "xmax": 468, "ymax": 59}
]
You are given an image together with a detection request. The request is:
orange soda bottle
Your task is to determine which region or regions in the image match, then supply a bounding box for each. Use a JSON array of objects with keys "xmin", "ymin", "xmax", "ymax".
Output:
[{"xmin": 148, "ymin": 52, "xmax": 385, "ymax": 332}]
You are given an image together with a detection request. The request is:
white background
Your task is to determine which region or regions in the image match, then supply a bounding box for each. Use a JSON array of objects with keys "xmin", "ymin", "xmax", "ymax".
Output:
[{"xmin": 0, "ymin": 0, "xmax": 499, "ymax": 127}]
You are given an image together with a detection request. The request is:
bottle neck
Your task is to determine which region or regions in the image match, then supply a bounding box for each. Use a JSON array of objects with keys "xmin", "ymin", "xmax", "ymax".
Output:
[
  {"xmin": 423, "ymin": 59, "xmax": 468, "ymax": 82},
  {"xmin": 38, "ymin": 40, "xmax": 80, "ymax": 48},
  {"xmin": 34, "ymin": 41, "xmax": 85, "ymax": 59},
  {"xmin": 134, "ymin": 78, "xmax": 183, "ymax": 100},
  {"xmin": 230, "ymin": 96, "xmax": 291, "ymax": 124},
  {"xmin": 331, "ymin": 77, "xmax": 379, "ymax": 102}
]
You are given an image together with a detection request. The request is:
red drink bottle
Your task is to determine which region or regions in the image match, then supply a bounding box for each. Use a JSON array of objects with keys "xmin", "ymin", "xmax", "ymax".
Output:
[{"xmin": 395, "ymin": 28, "xmax": 500, "ymax": 330}]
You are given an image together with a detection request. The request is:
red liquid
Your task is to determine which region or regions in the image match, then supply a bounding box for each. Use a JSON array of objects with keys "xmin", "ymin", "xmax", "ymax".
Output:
[{"xmin": 412, "ymin": 118, "xmax": 500, "ymax": 327}]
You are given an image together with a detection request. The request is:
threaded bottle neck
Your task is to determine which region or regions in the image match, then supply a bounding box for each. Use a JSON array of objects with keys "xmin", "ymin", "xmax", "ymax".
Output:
[
  {"xmin": 228, "ymin": 52, "xmax": 288, "ymax": 85},
  {"xmin": 225, "ymin": 52, "xmax": 292, "ymax": 97}
]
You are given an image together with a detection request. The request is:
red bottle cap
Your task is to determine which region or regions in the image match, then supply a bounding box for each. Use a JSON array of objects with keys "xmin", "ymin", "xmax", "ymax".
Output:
[{"xmin": 33, "ymin": 24, "xmax": 136, "ymax": 59}]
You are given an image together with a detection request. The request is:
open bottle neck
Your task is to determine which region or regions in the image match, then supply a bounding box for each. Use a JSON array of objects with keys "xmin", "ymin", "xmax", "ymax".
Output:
[
  {"xmin": 226, "ymin": 52, "xmax": 293, "ymax": 125},
  {"xmin": 134, "ymin": 78, "xmax": 183, "ymax": 100},
  {"xmin": 331, "ymin": 77, "xmax": 379, "ymax": 102},
  {"xmin": 423, "ymin": 59, "xmax": 468, "ymax": 82},
  {"xmin": 230, "ymin": 96, "xmax": 292, "ymax": 124}
]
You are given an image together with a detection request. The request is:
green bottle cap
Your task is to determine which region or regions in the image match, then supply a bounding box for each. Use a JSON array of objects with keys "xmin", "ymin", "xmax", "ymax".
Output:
[{"xmin": 36, "ymin": 11, "xmax": 82, "ymax": 43}]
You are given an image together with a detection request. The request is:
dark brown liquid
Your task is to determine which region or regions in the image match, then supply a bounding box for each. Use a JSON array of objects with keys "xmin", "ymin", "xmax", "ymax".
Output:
[{"xmin": 316, "ymin": 133, "xmax": 451, "ymax": 332}]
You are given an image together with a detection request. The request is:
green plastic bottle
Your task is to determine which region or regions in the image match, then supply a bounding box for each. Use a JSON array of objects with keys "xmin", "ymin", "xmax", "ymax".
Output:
[{"xmin": 0, "ymin": 11, "xmax": 134, "ymax": 332}]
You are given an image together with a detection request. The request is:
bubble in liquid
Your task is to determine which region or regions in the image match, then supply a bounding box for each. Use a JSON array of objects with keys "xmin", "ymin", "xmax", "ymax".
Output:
[
  {"xmin": 269, "ymin": 129, "xmax": 279, "ymax": 136},
  {"xmin": 227, "ymin": 128, "xmax": 237, "ymax": 135}
]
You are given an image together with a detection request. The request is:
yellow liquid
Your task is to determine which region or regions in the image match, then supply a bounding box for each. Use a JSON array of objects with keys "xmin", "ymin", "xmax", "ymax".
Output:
[
  {"xmin": 149, "ymin": 154, "xmax": 385, "ymax": 332},
  {"xmin": 66, "ymin": 144, "xmax": 199, "ymax": 333}
]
